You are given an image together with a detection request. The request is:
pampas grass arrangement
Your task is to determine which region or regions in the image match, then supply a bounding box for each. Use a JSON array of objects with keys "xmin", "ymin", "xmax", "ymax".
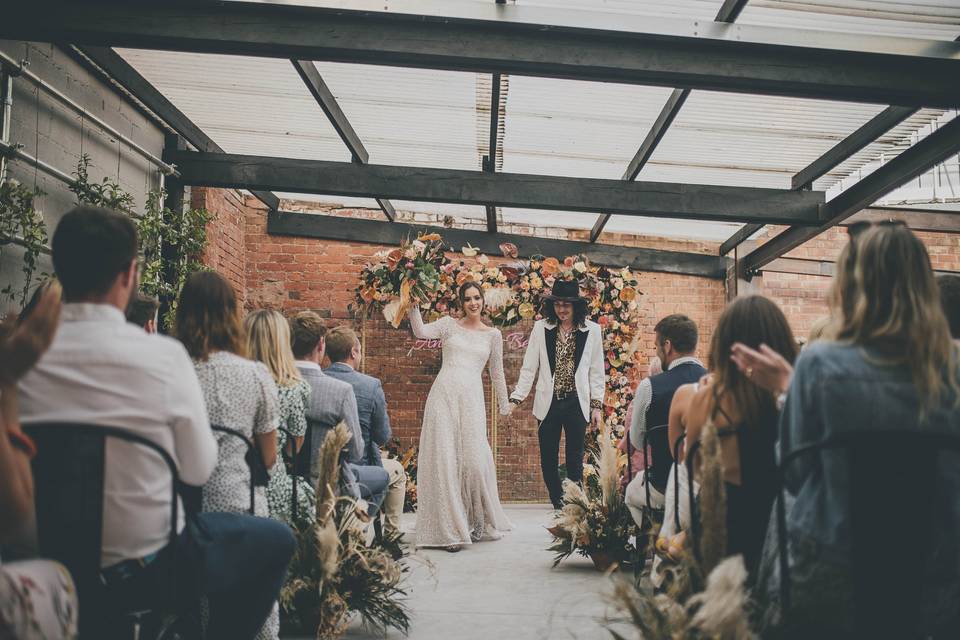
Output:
[
  {"xmin": 280, "ymin": 422, "xmax": 411, "ymax": 638},
  {"xmin": 548, "ymin": 420, "xmax": 637, "ymax": 569}
]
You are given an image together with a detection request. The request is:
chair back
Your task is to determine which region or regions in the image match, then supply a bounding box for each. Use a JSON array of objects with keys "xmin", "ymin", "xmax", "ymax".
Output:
[
  {"xmin": 210, "ymin": 425, "xmax": 257, "ymax": 514},
  {"xmin": 25, "ymin": 422, "xmax": 180, "ymax": 636},
  {"xmin": 776, "ymin": 430, "xmax": 960, "ymax": 637},
  {"xmin": 277, "ymin": 426, "xmax": 301, "ymax": 523},
  {"xmin": 672, "ymin": 433, "xmax": 685, "ymax": 532},
  {"xmin": 641, "ymin": 425, "xmax": 669, "ymax": 514}
]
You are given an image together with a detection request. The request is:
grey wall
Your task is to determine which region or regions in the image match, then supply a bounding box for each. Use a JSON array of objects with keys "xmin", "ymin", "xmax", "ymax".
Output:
[{"xmin": 0, "ymin": 41, "xmax": 166, "ymax": 314}]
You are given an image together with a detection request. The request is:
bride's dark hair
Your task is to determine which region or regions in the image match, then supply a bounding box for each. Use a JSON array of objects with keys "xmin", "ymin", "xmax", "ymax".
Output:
[{"xmin": 457, "ymin": 281, "xmax": 485, "ymax": 312}]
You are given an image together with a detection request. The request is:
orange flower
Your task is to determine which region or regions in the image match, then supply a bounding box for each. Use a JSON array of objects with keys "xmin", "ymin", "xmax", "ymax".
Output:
[
  {"xmin": 563, "ymin": 256, "xmax": 575, "ymax": 268},
  {"xmin": 360, "ymin": 287, "xmax": 375, "ymax": 303},
  {"xmin": 456, "ymin": 271, "xmax": 475, "ymax": 286},
  {"xmin": 386, "ymin": 248, "xmax": 403, "ymax": 269},
  {"xmin": 418, "ymin": 232, "xmax": 442, "ymax": 242},
  {"xmin": 499, "ymin": 242, "xmax": 519, "ymax": 258},
  {"xmin": 619, "ymin": 286, "xmax": 637, "ymax": 302},
  {"xmin": 541, "ymin": 257, "xmax": 560, "ymax": 276}
]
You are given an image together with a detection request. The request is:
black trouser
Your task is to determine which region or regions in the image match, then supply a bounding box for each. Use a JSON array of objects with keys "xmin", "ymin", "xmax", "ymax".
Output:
[{"xmin": 538, "ymin": 393, "xmax": 588, "ymax": 508}]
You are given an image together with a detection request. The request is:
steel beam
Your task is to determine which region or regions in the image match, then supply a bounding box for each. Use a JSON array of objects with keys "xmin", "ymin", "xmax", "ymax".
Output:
[
  {"xmin": 75, "ymin": 45, "xmax": 280, "ymax": 212},
  {"xmin": 484, "ymin": 72, "xmax": 503, "ymax": 234},
  {"xmin": 167, "ymin": 150, "xmax": 825, "ymax": 225},
  {"xmin": 10, "ymin": 1, "xmax": 960, "ymax": 107},
  {"xmin": 290, "ymin": 59, "xmax": 395, "ymax": 221},
  {"xmin": 740, "ymin": 115, "xmax": 960, "ymax": 274},
  {"xmin": 791, "ymin": 106, "xmax": 919, "ymax": 190},
  {"xmin": 267, "ymin": 210, "xmax": 730, "ymax": 279},
  {"xmin": 590, "ymin": 0, "xmax": 749, "ymax": 242},
  {"xmin": 843, "ymin": 207, "xmax": 960, "ymax": 233}
]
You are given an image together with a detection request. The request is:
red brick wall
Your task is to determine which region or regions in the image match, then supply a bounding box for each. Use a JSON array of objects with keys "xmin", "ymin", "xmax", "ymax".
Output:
[
  {"xmin": 191, "ymin": 187, "xmax": 248, "ymax": 303},
  {"xmin": 191, "ymin": 188, "xmax": 959, "ymax": 501}
]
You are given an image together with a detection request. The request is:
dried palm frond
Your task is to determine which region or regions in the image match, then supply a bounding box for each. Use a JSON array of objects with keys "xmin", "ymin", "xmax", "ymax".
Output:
[
  {"xmin": 686, "ymin": 556, "xmax": 755, "ymax": 639},
  {"xmin": 597, "ymin": 419, "xmax": 622, "ymax": 512},
  {"xmin": 315, "ymin": 421, "xmax": 351, "ymax": 524},
  {"xmin": 695, "ymin": 420, "xmax": 727, "ymax": 575}
]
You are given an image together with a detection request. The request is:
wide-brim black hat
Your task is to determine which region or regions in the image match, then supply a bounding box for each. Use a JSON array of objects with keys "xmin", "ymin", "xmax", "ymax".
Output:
[{"xmin": 544, "ymin": 278, "xmax": 586, "ymax": 302}]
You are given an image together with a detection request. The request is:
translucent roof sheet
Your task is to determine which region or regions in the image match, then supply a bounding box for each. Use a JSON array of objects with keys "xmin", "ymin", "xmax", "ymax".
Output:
[{"xmin": 118, "ymin": 0, "xmax": 960, "ymax": 242}]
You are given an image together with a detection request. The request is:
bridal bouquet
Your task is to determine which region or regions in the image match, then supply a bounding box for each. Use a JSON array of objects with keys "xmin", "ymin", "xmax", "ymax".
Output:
[{"xmin": 356, "ymin": 233, "xmax": 447, "ymax": 328}]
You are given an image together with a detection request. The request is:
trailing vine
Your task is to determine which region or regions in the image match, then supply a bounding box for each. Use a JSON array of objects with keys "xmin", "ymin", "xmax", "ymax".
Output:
[
  {"xmin": 0, "ymin": 178, "xmax": 48, "ymax": 308},
  {"xmin": 71, "ymin": 155, "xmax": 213, "ymax": 330}
]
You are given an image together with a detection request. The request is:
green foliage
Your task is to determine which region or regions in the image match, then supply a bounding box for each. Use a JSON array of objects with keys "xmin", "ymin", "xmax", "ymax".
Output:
[
  {"xmin": 69, "ymin": 154, "xmax": 135, "ymax": 213},
  {"xmin": 0, "ymin": 178, "xmax": 48, "ymax": 308},
  {"xmin": 70, "ymin": 155, "xmax": 212, "ymax": 330}
]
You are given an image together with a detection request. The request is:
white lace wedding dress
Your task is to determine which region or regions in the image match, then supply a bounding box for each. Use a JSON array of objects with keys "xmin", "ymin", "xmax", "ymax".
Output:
[{"xmin": 409, "ymin": 308, "xmax": 513, "ymax": 548}]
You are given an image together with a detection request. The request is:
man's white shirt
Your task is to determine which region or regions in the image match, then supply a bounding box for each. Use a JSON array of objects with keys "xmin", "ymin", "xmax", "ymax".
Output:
[{"xmin": 19, "ymin": 303, "xmax": 216, "ymax": 567}]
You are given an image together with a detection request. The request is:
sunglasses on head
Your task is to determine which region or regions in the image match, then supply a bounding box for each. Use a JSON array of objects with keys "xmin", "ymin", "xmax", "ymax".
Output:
[{"xmin": 847, "ymin": 218, "xmax": 907, "ymax": 239}]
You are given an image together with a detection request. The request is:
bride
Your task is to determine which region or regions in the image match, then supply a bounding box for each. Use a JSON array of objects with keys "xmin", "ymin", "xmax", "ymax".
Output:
[{"xmin": 407, "ymin": 281, "xmax": 513, "ymax": 551}]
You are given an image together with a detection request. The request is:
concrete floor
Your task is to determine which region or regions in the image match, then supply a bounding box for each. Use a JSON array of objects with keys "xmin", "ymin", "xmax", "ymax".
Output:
[{"xmin": 335, "ymin": 504, "xmax": 631, "ymax": 640}]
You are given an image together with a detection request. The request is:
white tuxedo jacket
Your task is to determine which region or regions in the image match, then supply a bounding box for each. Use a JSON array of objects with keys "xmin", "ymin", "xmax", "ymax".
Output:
[{"xmin": 510, "ymin": 319, "xmax": 606, "ymax": 421}]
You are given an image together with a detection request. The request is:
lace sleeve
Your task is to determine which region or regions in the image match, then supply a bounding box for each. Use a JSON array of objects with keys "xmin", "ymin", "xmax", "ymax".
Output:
[
  {"xmin": 408, "ymin": 306, "xmax": 449, "ymax": 340},
  {"xmin": 488, "ymin": 330, "xmax": 511, "ymax": 415}
]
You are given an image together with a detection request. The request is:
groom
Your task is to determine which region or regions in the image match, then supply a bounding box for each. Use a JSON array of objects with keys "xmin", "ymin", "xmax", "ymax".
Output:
[{"xmin": 510, "ymin": 279, "xmax": 606, "ymax": 509}]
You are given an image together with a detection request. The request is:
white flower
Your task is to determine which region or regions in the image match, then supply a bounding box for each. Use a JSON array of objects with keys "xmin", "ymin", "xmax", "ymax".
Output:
[
  {"xmin": 412, "ymin": 240, "xmax": 426, "ymax": 251},
  {"xmin": 462, "ymin": 244, "xmax": 479, "ymax": 257},
  {"xmin": 382, "ymin": 299, "xmax": 401, "ymax": 324},
  {"xmin": 573, "ymin": 261, "xmax": 587, "ymax": 273},
  {"xmin": 478, "ymin": 254, "xmax": 490, "ymax": 265},
  {"xmin": 484, "ymin": 286, "xmax": 514, "ymax": 310}
]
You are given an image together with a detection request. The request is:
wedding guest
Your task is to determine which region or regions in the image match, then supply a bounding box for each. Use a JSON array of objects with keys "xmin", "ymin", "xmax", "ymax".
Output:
[
  {"xmin": 175, "ymin": 271, "xmax": 283, "ymax": 640},
  {"xmin": 756, "ymin": 223, "xmax": 960, "ymax": 636},
  {"xmin": 324, "ymin": 325, "xmax": 406, "ymax": 537},
  {"xmin": 684, "ymin": 295, "xmax": 797, "ymax": 578},
  {"xmin": 19, "ymin": 206, "xmax": 293, "ymax": 639},
  {"xmin": 126, "ymin": 291, "xmax": 159, "ymax": 333},
  {"xmin": 938, "ymin": 274, "xmax": 960, "ymax": 340},
  {"xmin": 625, "ymin": 314, "xmax": 705, "ymax": 525},
  {"xmin": 288, "ymin": 311, "xmax": 378, "ymax": 511},
  {"xmin": 0, "ymin": 280, "xmax": 78, "ymax": 640},
  {"xmin": 244, "ymin": 309, "xmax": 315, "ymax": 527},
  {"xmin": 618, "ymin": 356, "xmax": 662, "ymax": 490}
]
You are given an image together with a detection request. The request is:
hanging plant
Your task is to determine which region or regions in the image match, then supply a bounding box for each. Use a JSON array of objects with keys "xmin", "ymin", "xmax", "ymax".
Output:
[
  {"xmin": 70, "ymin": 155, "xmax": 213, "ymax": 330},
  {"xmin": 0, "ymin": 178, "xmax": 48, "ymax": 308}
]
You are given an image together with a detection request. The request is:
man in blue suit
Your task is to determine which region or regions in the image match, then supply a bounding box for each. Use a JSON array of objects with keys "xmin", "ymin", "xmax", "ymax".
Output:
[
  {"xmin": 324, "ymin": 326, "xmax": 406, "ymax": 538},
  {"xmin": 289, "ymin": 312, "xmax": 389, "ymax": 517}
]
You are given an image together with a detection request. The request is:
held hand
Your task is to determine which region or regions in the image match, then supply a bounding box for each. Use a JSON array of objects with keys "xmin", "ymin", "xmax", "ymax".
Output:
[
  {"xmin": 730, "ymin": 342, "xmax": 793, "ymax": 394},
  {"xmin": 590, "ymin": 408, "xmax": 602, "ymax": 431}
]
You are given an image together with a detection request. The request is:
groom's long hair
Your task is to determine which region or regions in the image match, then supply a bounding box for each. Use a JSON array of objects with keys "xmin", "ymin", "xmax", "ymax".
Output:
[{"xmin": 541, "ymin": 299, "xmax": 589, "ymax": 328}]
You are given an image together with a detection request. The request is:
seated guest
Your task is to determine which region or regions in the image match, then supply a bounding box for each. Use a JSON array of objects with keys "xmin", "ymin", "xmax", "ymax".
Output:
[
  {"xmin": 625, "ymin": 315, "xmax": 705, "ymax": 525},
  {"xmin": 174, "ymin": 271, "xmax": 282, "ymax": 640},
  {"xmin": 684, "ymin": 295, "xmax": 797, "ymax": 578},
  {"xmin": 323, "ymin": 325, "xmax": 406, "ymax": 537},
  {"xmin": 244, "ymin": 309, "xmax": 315, "ymax": 527},
  {"xmin": 939, "ymin": 274, "xmax": 960, "ymax": 341},
  {"xmin": 1, "ymin": 281, "xmax": 78, "ymax": 640},
  {"xmin": 757, "ymin": 224, "xmax": 960, "ymax": 636},
  {"xmin": 19, "ymin": 206, "xmax": 292, "ymax": 640},
  {"xmin": 126, "ymin": 291, "xmax": 159, "ymax": 333},
  {"xmin": 288, "ymin": 312, "xmax": 386, "ymax": 513},
  {"xmin": 618, "ymin": 356, "xmax": 662, "ymax": 491}
]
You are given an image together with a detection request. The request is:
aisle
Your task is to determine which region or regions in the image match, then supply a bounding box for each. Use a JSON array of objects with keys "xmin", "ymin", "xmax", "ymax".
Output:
[{"xmin": 343, "ymin": 504, "xmax": 629, "ymax": 640}]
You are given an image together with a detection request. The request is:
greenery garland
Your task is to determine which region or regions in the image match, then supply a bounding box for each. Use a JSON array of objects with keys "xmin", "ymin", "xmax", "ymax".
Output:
[
  {"xmin": 70, "ymin": 154, "xmax": 212, "ymax": 329},
  {"xmin": 0, "ymin": 178, "xmax": 47, "ymax": 308}
]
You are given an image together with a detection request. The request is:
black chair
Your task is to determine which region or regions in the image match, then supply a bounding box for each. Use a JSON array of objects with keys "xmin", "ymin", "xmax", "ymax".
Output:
[
  {"xmin": 25, "ymin": 423, "xmax": 181, "ymax": 640},
  {"xmin": 210, "ymin": 425, "xmax": 258, "ymax": 515},
  {"xmin": 684, "ymin": 427, "xmax": 738, "ymax": 566},
  {"xmin": 641, "ymin": 424, "xmax": 669, "ymax": 520},
  {"xmin": 774, "ymin": 430, "xmax": 960, "ymax": 638},
  {"xmin": 278, "ymin": 426, "xmax": 303, "ymax": 523},
  {"xmin": 672, "ymin": 433, "xmax": 685, "ymax": 533}
]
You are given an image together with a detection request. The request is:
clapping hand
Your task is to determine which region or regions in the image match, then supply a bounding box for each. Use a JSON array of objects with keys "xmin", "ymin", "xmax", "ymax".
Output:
[
  {"xmin": 0, "ymin": 281, "xmax": 62, "ymax": 387},
  {"xmin": 730, "ymin": 342, "xmax": 793, "ymax": 394}
]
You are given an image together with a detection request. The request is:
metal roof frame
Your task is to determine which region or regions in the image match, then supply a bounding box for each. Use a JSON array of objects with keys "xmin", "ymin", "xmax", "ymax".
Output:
[{"xmin": 5, "ymin": 0, "xmax": 957, "ymax": 275}]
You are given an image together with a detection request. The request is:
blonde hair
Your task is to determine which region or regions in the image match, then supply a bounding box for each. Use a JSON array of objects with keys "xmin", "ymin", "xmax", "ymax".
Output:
[
  {"xmin": 244, "ymin": 309, "xmax": 302, "ymax": 387},
  {"xmin": 830, "ymin": 224, "xmax": 959, "ymax": 413}
]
